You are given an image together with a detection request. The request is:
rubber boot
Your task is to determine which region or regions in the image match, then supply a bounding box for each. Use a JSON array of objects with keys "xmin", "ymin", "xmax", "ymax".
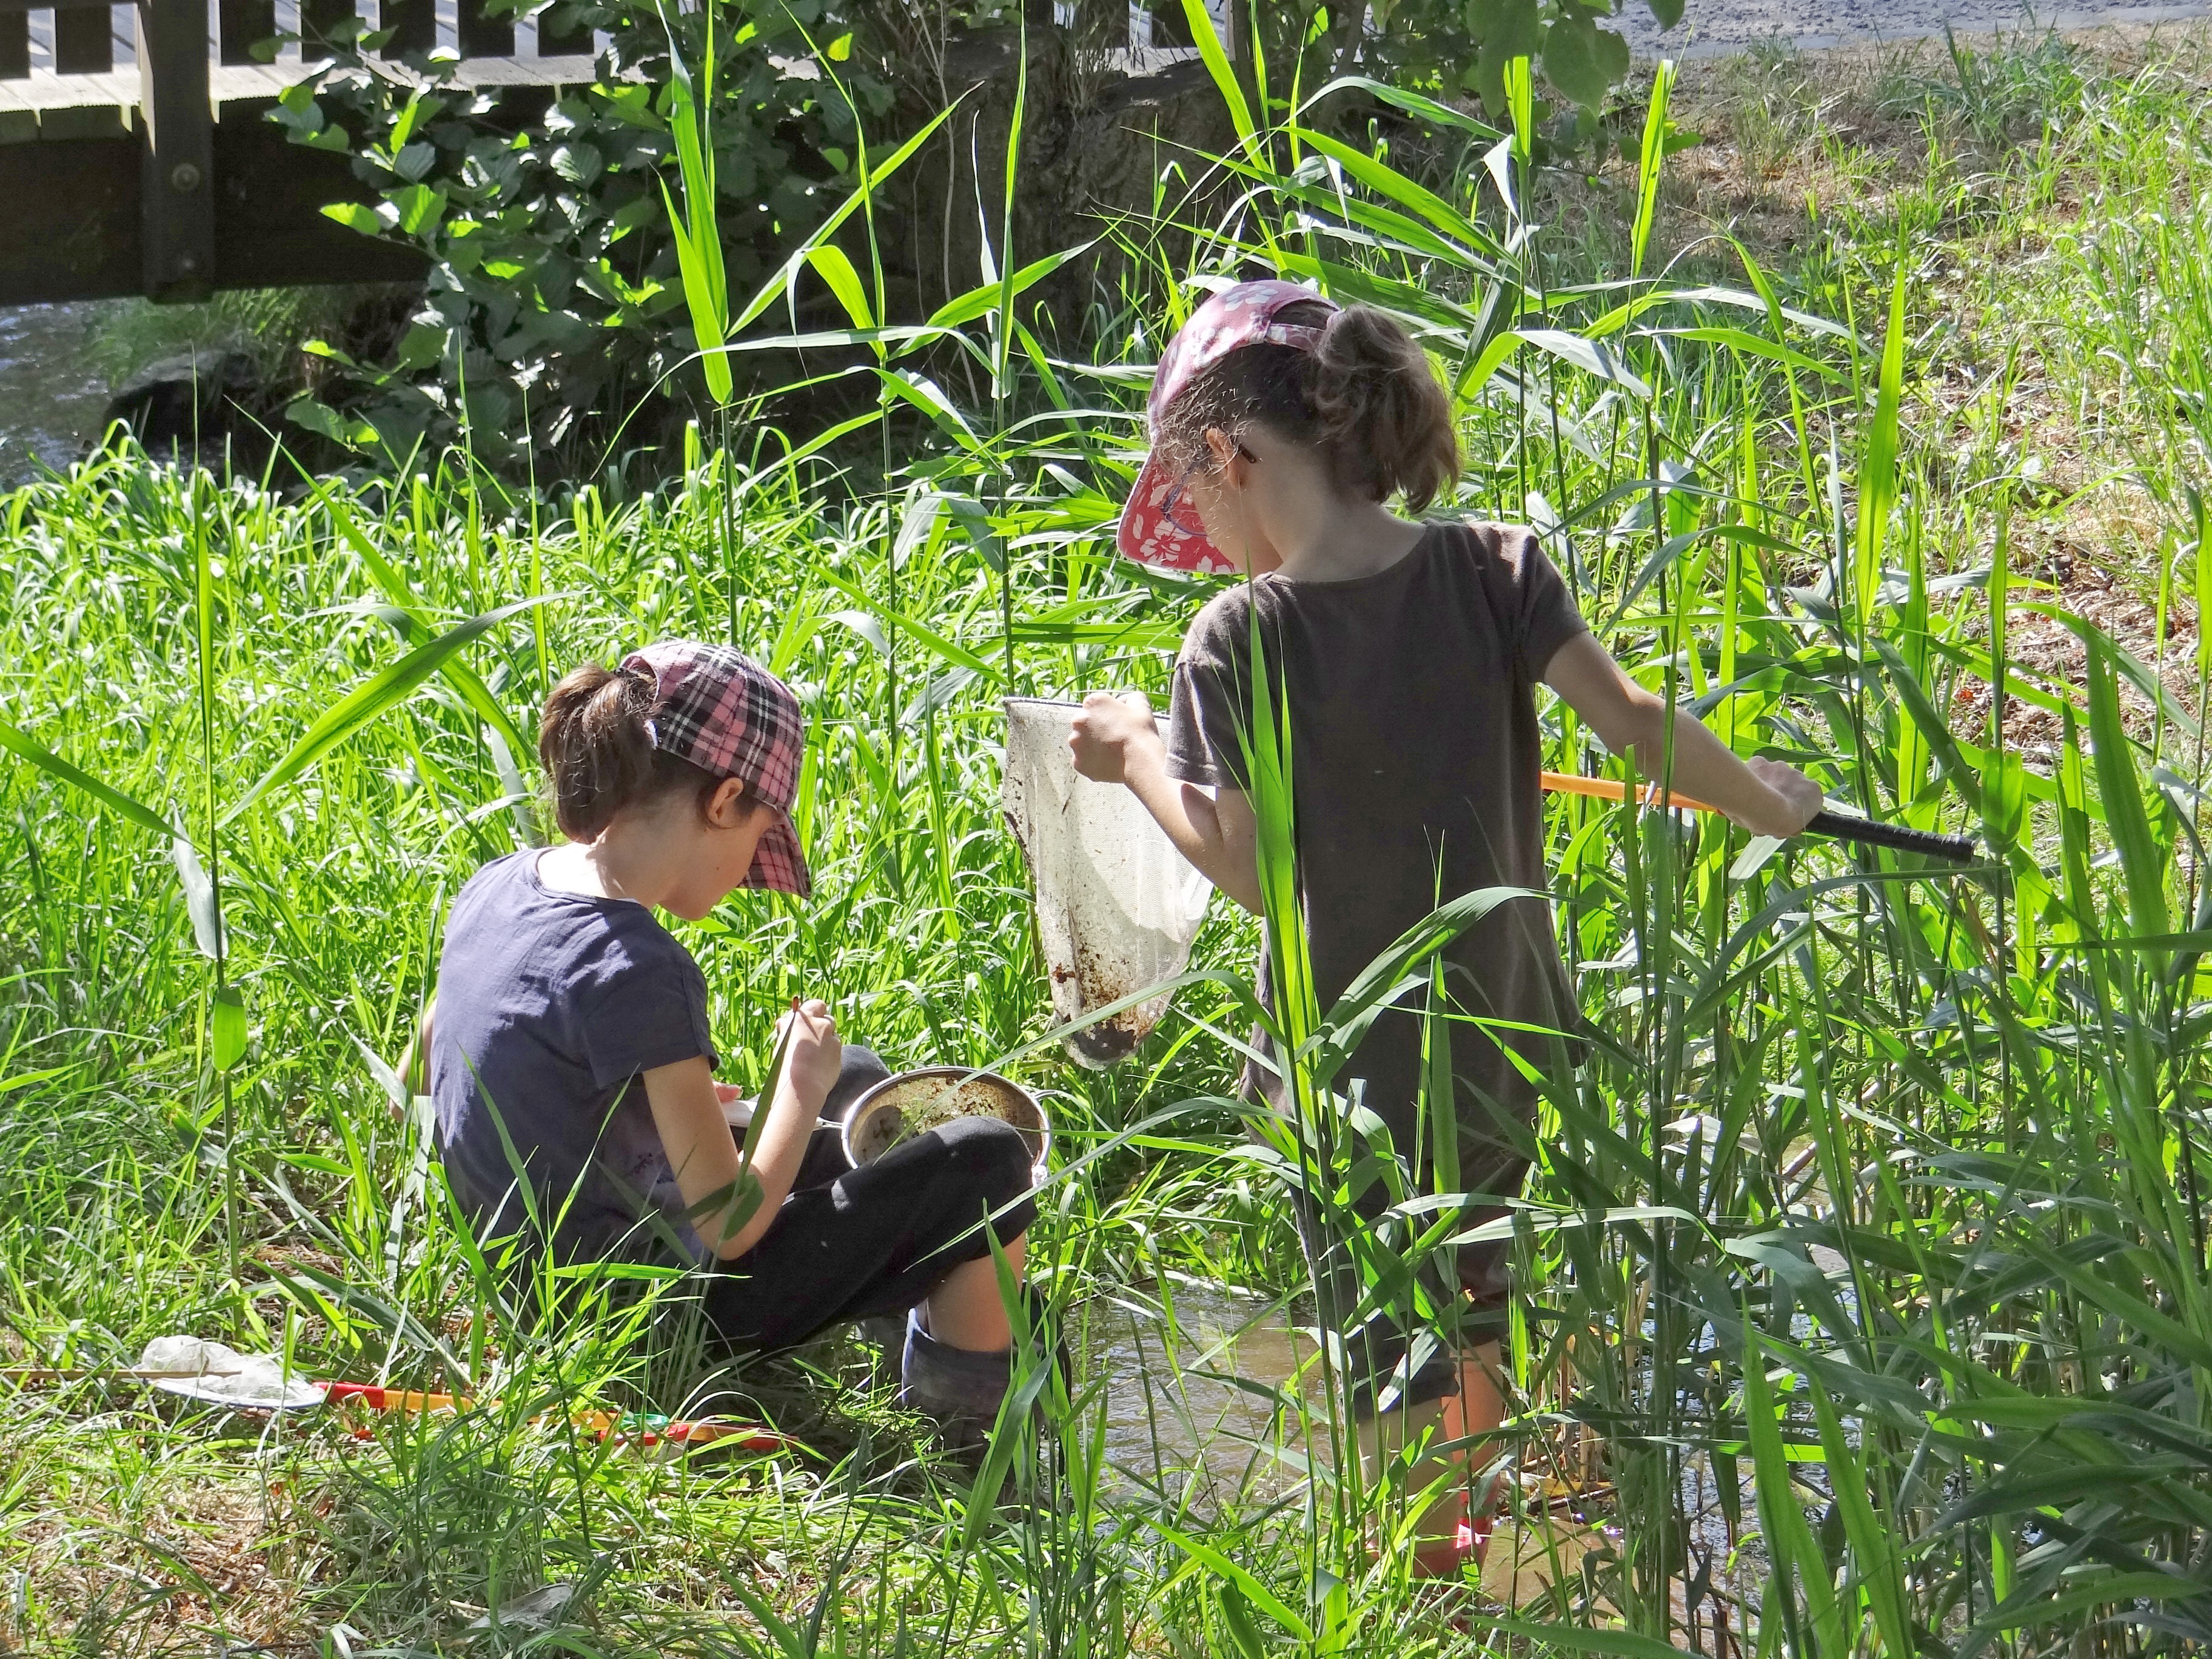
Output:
[
  {"xmin": 860, "ymin": 1313, "xmax": 907, "ymax": 1386},
  {"xmin": 899, "ymin": 1308, "xmax": 1011, "ymax": 1459}
]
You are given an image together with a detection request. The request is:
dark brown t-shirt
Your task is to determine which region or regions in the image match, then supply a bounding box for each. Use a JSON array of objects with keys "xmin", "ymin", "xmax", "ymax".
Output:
[{"xmin": 1166, "ymin": 521, "xmax": 1588, "ymax": 1161}]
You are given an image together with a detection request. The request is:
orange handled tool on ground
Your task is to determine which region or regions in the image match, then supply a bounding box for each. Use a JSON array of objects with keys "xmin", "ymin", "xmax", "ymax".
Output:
[
  {"xmin": 1542, "ymin": 773, "xmax": 1979, "ymax": 865},
  {"xmin": 317, "ymin": 1382, "xmax": 785, "ymax": 1452}
]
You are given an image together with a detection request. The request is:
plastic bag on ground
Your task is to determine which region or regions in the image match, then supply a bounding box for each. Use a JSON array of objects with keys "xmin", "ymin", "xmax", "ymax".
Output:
[
  {"xmin": 1002, "ymin": 697, "xmax": 1212, "ymax": 1068},
  {"xmin": 137, "ymin": 1334, "xmax": 324, "ymax": 1409}
]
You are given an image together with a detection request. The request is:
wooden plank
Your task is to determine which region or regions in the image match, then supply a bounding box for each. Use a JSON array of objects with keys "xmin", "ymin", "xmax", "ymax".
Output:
[
  {"xmin": 1144, "ymin": 2, "xmax": 1194, "ymax": 48},
  {"xmin": 0, "ymin": 65, "xmax": 136, "ymax": 109},
  {"xmin": 33, "ymin": 101, "xmax": 130, "ymax": 136},
  {"xmin": 205, "ymin": 116, "xmax": 425, "ymax": 289},
  {"xmin": 0, "ymin": 50, "xmax": 603, "ymax": 114},
  {"xmin": 207, "ymin": 60, "xmax": 295, "ymax": 97},
  {"xmin": 0, "ymin": 134, "xmax": 136, "ymax": 297},
  {"xmin": 139, "ymin": 0, "xmax": 214, "ymax": 298},
  {"xmin": 378, "ymin": 0, "xmax": 432, "ymax": 56},
  {"xmin": 0, "ymin": 122, "xmax": 424, "ymax": 303},
  {"xmin": 452, "ymin": 51, "xmax": 591, "ymax": 86}
]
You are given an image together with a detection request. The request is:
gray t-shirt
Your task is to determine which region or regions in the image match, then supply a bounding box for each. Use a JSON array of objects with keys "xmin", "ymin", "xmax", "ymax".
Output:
[
  {"xmin": 1166, "ymin": 521, "xmax": 1587, "ymax": 1162},
  {"xmin": 431, "ymin": 851, "xmax": 718, "ymax": 1266}
]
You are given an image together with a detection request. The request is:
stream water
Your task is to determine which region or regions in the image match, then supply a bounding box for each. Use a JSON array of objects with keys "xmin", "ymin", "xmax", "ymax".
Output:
[
  {"xmin": 1084, "ymin": 1281, "xmax": 1769, "ymax": 1623},
  {"xmin": 1084, "ymin": 1281, "xmax": 1321, "ymax": 1506},
  {"xmin": 0, "ymin": 303, "xmax": 113, "ymax": 488}
]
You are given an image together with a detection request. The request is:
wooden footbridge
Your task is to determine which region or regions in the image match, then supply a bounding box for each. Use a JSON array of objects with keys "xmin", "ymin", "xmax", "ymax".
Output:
[{"xmin": 0, "ymin": 0, "xmax": 1239, "ymax": 306}]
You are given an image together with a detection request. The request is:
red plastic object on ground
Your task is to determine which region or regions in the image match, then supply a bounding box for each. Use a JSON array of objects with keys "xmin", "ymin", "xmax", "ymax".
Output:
[{"xmin": 315, "ymin": 1381, "xmax": 785, "ymax": 1452}]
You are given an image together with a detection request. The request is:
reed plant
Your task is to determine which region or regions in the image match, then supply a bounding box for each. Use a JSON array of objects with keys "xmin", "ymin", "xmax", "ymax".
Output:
[{"xmin": 8, "ymin": 18, "xmax": 2212, "ymax": 1658}]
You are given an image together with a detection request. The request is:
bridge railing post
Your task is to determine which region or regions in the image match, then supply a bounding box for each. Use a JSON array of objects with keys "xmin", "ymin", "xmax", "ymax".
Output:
[{"xmin": 136, "ymin": 0, "xmax": 214, "ymax": 300}]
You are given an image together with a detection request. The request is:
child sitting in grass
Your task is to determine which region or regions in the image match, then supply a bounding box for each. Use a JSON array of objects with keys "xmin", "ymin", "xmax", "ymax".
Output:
[
  {"xmin": 426, "ymin": 641, "xmax": 1033, "ymax": 1443},
  {"xmin": 1069, "ymin": 281, "xmax": 1823, "ymax": 1574}
]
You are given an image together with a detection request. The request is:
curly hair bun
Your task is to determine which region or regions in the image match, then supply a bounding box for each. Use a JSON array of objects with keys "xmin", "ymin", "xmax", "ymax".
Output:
[
  {"xmin": 537, "ymin": 662, "xmax": 662, "ymax": 841},
  {"xmin": 1153, "ymin": 299, "xmax": 1461, "ymax": 514},
  {"xmin": 1304, "ymin": 305, "xmax": 1461, "ymax": 512}
]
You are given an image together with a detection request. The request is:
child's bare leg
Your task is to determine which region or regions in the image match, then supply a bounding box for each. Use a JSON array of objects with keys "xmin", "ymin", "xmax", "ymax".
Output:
[
  {"xmin": 923, "ymin": 1235, "xmax": 1026, "ymax": 1351},
  {"xmin": 1360, "ymin": 1341, "xmax": 1506, "ymax": 1574}
]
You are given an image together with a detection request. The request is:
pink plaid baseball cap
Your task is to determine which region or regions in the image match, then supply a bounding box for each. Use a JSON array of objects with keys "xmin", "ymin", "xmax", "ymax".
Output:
[
  {"xmin": 621, "ymin": 641, "xmax": 811, "ymax": 898},
  {"xmin": 1116, "ymin": 280, "xmax": 1337, "ymax": 573}
]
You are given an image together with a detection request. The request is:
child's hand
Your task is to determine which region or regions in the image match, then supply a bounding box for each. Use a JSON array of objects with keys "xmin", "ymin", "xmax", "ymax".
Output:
[
  {"xmin": 776, "ymin": 999, "xmax": 842, "ymax": 1114},
  {"xmin": 1743, "ymin": 757, "xmax": 1826, "ymax": 837},
  {"xmin": 1070, "ymin": 691, "xmax": 1161, "ymax": 784}
]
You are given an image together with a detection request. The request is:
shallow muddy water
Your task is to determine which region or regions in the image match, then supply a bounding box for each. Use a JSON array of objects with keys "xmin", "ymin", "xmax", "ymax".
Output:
[
  {"xmin": 1081, "ymin": 1281, "xmax": 1774, "ymax": 1617},
  {"xmin": 1081, "ymin": 1281, "xmax": 1323, "ymax": 1506}
]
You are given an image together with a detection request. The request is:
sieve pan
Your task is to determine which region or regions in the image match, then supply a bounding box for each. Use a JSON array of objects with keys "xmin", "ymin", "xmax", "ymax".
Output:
[{"xmin": 840, "ymin": 1067, "xmax": 1050, "ymax": 1184}]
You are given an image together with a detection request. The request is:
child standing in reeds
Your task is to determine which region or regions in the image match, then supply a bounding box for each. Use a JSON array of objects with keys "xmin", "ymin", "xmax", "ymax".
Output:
[
  {"xmin": 1069, "ymin": 281, "xmax": 1823, "ymax": 1574},
  {"xmin": 427, "ymin": 642, "xmax": 1034, "ymax": 1445}
]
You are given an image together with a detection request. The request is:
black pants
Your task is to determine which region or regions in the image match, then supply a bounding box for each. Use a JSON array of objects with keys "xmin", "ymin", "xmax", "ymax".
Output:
[{"xmin": 697, "ymin": 1047, "xmax": 1037, "ymax": 1353}]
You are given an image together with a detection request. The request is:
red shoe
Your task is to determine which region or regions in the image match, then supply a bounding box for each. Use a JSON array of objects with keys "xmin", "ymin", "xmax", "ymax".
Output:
[{"xmin": 1409, "ymin": 1515, "xmax": 1492, "ymax": 1580}]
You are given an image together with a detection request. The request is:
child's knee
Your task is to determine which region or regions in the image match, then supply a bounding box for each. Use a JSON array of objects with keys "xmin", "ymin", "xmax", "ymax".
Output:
[{"xmin": 934, "ymin": 1115, "xmax": 1034, "ymax": 1207}]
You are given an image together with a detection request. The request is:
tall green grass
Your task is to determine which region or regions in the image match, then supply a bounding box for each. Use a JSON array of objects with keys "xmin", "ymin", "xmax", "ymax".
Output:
[{"xmin": 7, "ymin": 22, "xmax": 2212, "ymax": 1657}]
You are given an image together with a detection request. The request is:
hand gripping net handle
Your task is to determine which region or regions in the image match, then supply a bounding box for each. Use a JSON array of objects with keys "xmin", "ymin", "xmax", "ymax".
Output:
[{"xmin": 1803, "ymin": 810, "xmax": 1977, "ymax": 865}]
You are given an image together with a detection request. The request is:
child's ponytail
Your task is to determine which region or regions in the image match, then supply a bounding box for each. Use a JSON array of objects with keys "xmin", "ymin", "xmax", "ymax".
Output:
[
  {"xmin": 539, "ymin": 661, "xmax": 727, "ymax": 840},
  {"xmin": 1157, "ymin": 299, "xmax": 1461, "ymax": 514},
  {"xmin": 1304, "ymin": 306, "xmax": 1460, "ymax": 512}
]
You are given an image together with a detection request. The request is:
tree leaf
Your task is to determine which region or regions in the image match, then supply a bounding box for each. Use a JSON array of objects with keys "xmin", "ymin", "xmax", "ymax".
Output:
[
  {"xmin": 1470, "ymin": 6, "xmax": 1543, "ymax": 114},
  {"xmin": 1543, "ymin": 16, "xmax": 1630, "ymax": 110},
  {"xmin": 388, "ymin": 183, "xmax": 447, "ymax": 236},
  {"xmin": 321, "ymin": 201, "xmax": 382, "ymax": 236}
]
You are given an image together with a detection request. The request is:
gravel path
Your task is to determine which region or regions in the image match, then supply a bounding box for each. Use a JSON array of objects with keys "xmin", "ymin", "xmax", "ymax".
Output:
[{"xmin": 1619, "ymin": 0, "xmax": 2212, "ymax": 56}]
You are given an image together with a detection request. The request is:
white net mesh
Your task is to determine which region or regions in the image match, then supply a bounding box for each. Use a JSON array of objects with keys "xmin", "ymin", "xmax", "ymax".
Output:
[{"xmin": 1002, "ymin": 697, "xmax": 1213, "ymax": 1068}]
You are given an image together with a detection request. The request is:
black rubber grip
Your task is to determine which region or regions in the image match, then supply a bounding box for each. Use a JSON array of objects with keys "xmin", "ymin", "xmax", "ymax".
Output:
[{"xmin": 1805, "ymin": 810, "xmax": 1978, "ymax": 864}]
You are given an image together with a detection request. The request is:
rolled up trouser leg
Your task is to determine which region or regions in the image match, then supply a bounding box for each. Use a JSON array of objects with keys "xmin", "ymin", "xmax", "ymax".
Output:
[{"xmin": 900, "ymin": 1309, "xmax": 1011, "ymax": 1452}]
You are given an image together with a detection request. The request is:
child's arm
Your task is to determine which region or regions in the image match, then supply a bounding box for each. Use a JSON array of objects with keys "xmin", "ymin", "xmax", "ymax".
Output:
[
  {"xmin": 1541, "ymin": 634, "xmax": 1825, "ymax": 836},
  {"xmin": 1070, "ymin": 692, "xmax": 1264, "ymax": 914},
  {"xmin": 643, "ymin": 999, "xmax": 843, "ymax": 1261}
]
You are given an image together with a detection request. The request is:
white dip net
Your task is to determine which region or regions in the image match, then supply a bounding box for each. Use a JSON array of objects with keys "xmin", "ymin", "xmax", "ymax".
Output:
[{"xmin": 1002, "ymin": 697, "xmax": 1213, "ymax": 1068}]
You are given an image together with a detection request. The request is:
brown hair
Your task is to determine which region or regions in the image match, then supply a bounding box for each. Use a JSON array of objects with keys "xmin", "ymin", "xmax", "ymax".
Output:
[
  {"xmin": 538, "ymin": 662, "xmax": 734, "ymax": 841},
  {"xmin": 1155, "ymin": 301, "xmax": 1460, "ymax": 512}
]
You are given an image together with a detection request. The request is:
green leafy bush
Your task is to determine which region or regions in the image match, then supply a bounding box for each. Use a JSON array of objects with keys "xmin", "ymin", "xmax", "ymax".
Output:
[{"xmin": 277, "ymin": 1, "xmax": 891, "ymax": 469}]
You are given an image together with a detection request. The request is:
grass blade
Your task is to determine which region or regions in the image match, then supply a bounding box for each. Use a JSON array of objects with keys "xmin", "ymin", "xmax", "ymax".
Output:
[{"xmin": 224, "ymin": 595, "xmax": 560, "ymax": 825}]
